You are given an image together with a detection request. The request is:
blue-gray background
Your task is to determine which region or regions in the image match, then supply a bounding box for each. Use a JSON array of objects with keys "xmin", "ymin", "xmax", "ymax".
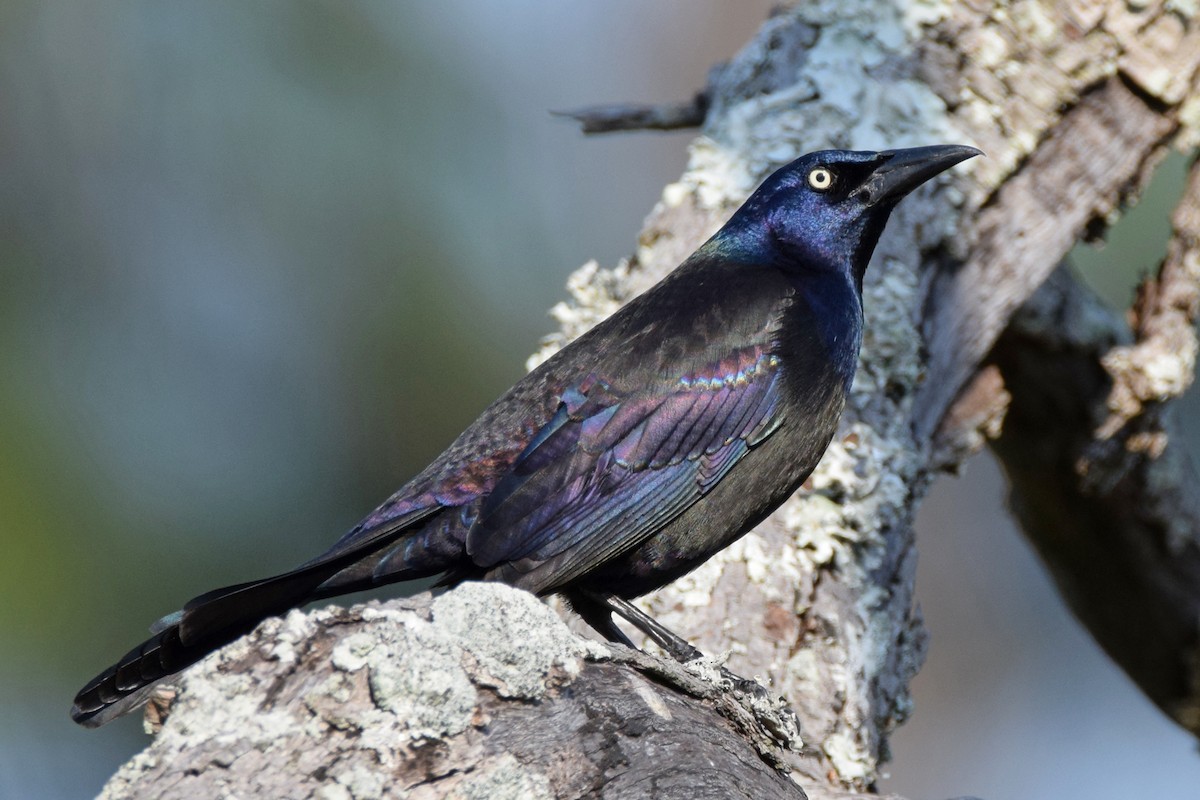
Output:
[{"xmin": 2, "ymin": 4, "xmax": 1197, "ymax": 798}]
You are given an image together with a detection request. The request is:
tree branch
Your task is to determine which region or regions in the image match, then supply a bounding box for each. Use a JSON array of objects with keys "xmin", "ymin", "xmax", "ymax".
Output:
[
  {"xmin": 553, "ymin": 92, "xmax": 709, "ymax": 135},
  {"xmin": 99, "ymin": 585, "xmax": 809, "ymax": 800},
  {"xmin": 987, "ymin": 157, "xmax": 1200, "ymax": 735}
]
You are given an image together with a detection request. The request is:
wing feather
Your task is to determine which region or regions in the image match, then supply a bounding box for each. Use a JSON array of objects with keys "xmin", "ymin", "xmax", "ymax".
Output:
[{"xmin": 465, "ymin": 346, "xmax": 784, "ymax": 592}]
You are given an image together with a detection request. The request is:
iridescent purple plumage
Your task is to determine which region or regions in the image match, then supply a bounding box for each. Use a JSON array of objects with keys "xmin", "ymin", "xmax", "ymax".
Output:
[{"xmin": 72, "ymin": 144, "xmax": 980, "ymax": 727}]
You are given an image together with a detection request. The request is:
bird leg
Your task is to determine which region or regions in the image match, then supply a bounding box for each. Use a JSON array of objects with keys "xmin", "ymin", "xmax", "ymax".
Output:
[
  {"xmin": 577, "ymin": 590, "xmax": 703, "ymax": 663},
  {"xmin": 577, "ymin": 590, "xmax": 779, "ymax": 707},
  {"xmin": 564, "ymin": 590, "xmax": 637, "ymax": 649}
]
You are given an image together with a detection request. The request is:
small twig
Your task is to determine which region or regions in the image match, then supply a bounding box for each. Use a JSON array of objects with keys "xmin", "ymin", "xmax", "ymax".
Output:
[{"xmin": 553, "ymin": 90, "xmax": 709, "ymax": 134}]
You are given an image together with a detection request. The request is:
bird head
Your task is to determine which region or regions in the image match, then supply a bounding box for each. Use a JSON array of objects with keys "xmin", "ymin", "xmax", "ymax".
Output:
[{"xmin": 717, "ymin": 145, "xmax": 981, "ymax": 289}]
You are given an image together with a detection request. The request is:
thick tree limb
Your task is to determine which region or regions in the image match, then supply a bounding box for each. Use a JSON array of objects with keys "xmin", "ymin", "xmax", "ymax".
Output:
[
  {"xmin": 98, "ymin": 2, "xmax": 1200, "ymax": 798},
  {"xmin": 917, "ymin": 2, "xmax": 1200, "ymax": 442},
  {"xmin": 100, "ymin": 585, "xmax": 809, "ymax": 800},
  {"xmin": 987, "ymin": 157, "xmax": 1200, "ymax": 735}
]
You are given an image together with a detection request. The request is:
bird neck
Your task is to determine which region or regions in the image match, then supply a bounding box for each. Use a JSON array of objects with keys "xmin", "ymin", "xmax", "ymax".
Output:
[
  {"xmin": 779, "ymin": 269, "xmax": 863, "ymax": 392},
  {"xmin": 772, "ymin": 218, "xmax": 885, "ymax": 297}
]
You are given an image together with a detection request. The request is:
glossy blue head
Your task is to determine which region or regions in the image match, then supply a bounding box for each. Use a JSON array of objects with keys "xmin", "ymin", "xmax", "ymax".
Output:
[{"xmin": 715, "ymin": 145, "xmax": 981, "ymax": 290}]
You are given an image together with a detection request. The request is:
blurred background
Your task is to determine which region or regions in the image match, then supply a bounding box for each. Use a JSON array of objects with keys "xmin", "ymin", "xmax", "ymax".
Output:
[{"xmin": 1, "ymin": 3, "xmax": 1197, "ymax": 798}]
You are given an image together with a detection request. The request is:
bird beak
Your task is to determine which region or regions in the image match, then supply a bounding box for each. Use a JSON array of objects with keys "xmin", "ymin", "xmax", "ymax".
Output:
[{"xmin": 858, "ymin": 144, "xmax": 982, "ymax": 207}]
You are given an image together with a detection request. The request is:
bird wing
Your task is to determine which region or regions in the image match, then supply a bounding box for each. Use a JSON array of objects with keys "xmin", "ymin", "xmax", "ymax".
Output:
[{"xmin": 465, "ymin": 343, "xmax": 784, "ymax": 592}]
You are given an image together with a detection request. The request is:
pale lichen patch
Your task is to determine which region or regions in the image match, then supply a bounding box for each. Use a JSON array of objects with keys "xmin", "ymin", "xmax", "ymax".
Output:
[
  {"xmin": 364, "ymin": 616, "xmax": 478, "ymax": 740},
  {"xmin": 432, "ymin": 582, "xmax": 588, "ymax": 699},
  {"xmin": 331, "ymin": 764, "xmax": 387, "ymax": 800},
  {"xmin": 446, "ymin": 754, "xmax": 553, "ymax": 800}
]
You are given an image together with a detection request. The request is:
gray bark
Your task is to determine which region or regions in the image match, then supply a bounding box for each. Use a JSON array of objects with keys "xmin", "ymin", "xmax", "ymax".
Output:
[
  {"xmin": 99, "ymin": 586, "xmax": 809, "ymax": 800},
  {"xmin": 99, "ymin": 1, "xmax": 1200, "ymax": 798}
]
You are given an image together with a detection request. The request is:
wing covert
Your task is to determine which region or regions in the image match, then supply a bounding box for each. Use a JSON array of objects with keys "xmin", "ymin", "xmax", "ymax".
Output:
[{"xmin": 465, "ymin": 346, "xmax": 783, "ymax": 590}]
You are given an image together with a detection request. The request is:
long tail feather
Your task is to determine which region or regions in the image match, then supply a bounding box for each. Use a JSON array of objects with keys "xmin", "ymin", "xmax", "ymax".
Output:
[
  {"xmin": 71, "ymin": 509, "xmax": 443, "ymax": 727},
  {"xmin": 71, "ymin": 562, "xmax": 343, "ymax": 727}
]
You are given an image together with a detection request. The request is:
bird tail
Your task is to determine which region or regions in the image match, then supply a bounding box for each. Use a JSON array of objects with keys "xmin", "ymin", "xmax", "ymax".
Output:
[
  {"xmin": 71, "ymin": 509, "xmax": 444, "ymax": 727},
  {"xmin": 71, "ymin": 559, "xmax": 352, "ymax": 727}
]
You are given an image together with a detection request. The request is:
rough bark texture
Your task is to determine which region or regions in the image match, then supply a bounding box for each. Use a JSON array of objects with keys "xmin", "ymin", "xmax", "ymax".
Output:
[
  {"xmin": 100, "ymin": 2, "xmax": 1200, "ymax": 798},
  {"xmin": 99, "ymin": 585, "xmax": 811, "ymax": 800}
]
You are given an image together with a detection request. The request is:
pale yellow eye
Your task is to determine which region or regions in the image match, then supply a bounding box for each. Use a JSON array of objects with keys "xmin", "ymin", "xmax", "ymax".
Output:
[{"xmin": 808, "ymin": 167, "xmax": 833, "ymax": 191}]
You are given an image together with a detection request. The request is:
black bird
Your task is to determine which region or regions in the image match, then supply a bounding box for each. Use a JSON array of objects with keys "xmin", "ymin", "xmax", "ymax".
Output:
[{"xmin": 72, "ymin": 144, "xmax": 979, "ymax": 727}]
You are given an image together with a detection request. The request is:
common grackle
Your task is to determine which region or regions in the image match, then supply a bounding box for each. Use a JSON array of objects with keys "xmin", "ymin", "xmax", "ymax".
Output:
[{"xmin": 72, "ymin": 144, "xmax": 979, "ymax": 726}]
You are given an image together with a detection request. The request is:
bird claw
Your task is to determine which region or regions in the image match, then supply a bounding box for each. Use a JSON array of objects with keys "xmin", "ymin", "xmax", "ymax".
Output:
[{"xmin": 728, "ymin": 673, "xmax": 772, "ymax": 701}]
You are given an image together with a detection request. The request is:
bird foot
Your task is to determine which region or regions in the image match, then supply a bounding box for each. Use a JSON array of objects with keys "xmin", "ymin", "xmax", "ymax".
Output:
[
  {"xmin": 578, "ymin": 591, "xmax": 704, "ymax": 662},
  {"xmin": 578, "ymin": 590, "xmax": 803, "ymax": 754},
  {"xmin": 728, "ymin": 673, "xmax": 772, "ymax": 701}
]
